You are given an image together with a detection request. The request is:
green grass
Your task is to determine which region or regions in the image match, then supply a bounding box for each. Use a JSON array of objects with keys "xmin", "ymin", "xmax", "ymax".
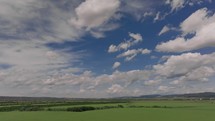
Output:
[
  {"xmin": 0, "ymin": 100, "xmax": 215, "ymax": 121},
  {"xmin": 46, "ymin": 103, "xmax": 126, "ymax": 110}
]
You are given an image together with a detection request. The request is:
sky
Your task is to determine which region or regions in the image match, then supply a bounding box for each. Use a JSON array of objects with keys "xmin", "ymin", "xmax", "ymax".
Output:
[{"xmin": 0, "ymin": 0, "xmax": 215, "ymax": 98}]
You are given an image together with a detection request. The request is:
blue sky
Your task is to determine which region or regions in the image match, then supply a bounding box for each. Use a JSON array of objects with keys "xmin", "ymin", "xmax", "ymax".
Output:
[{"xmin": 0, "ymin": 0, "xmax": 215, "ymax": 98}]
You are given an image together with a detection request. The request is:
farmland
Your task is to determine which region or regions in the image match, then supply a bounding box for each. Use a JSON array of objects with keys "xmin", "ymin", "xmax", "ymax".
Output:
[{"xmin": 0, "ymin": 99, "xmax": 215, "ymax": 121}]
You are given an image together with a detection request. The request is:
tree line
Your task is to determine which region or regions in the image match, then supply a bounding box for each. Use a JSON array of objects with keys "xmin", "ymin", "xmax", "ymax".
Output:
[{"xmin": 0, "ymin": 104, "xmax": 124, "ymax": 112}]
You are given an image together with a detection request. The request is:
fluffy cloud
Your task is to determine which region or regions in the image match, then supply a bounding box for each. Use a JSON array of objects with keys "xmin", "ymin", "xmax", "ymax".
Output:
[
  {"xmin": 165, "ymin": 0, "xmax": 211, "ymax": 12},
  {"xmin": 117, "ymin": 49, "xmax": 151, "ymax": 61},
  {"xmin": 156, "ymin": 8, "xmax": 215, "ymax": 52},
  {"xmin": 108, "ymin": 32, "xmax": 143, "ymax": 53},
  {"xmin": 95, "ymin": 70, "xmax": 152, "ymax": 87},
  {"xmin": 129, "ymin": 32, "xmax": 143, "ymax": 42},
  {"xmin": 1, "ymin": 47, "xmax": 215, "ymax": 97},
  {"xmin": 108, "ymin": 32, "xmax": 150, "ymax": 61},
  {"xmin": 42, "ymin": 69, "xmax": 152, "ymax": 97},
  {"xmin": 71, "ymin": 0, "xmax": 120, "ymax": 36},
  {"xmin": 108, "ymin": 45, "xmax": 118, "ymax": 53},
  {"xmin": 107, "ymin": 84, "xmax": 124, "ymax": 94},
  {"xmin": 112, "ymin": 62, "xmax": 121, "ymax": 69},
  {"xmin": 180, "ymin": 8, "xmax": 215, "ymax": 34},
  {"xmin": 165, "ymin": 0, "xmax": 185, "ymax": 11},
  {"xmin": 154, "ymin": 52, "xmax": 215, "ymax": 82}
]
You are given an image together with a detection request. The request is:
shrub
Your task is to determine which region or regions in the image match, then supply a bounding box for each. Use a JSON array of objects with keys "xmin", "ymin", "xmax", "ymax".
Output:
[{"xmin": 67, "ymin": 106, "xmax": 96, "ymax": 112}]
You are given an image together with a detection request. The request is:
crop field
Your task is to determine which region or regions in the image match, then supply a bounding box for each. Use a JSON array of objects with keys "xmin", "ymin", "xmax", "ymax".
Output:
[{"xmin": 0, "ymin": 100, "xmax": 215, "ymax": 121}]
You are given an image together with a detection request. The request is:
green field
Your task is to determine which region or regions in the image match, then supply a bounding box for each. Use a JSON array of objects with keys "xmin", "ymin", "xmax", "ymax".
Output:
[{"xmin": 0, "ymin": 100, "xmax": 215, "ymax": 121}]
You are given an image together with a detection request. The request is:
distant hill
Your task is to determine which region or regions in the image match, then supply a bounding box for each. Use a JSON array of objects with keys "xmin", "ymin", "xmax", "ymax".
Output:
[
  {"xmin": 0, "ymin": 96, "xmax": 72, "ymax": 102},
  {"xmin": 138, "ymin": 92, "xmax": 215, "ymax": 99},
  {"xmin": 1, "ymin": 92, "xmax": 215, "ymax": 101}
]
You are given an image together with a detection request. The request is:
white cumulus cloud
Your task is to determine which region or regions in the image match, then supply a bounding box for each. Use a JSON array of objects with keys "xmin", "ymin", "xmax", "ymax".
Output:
[
  {"xmin": 71, "ymin": 0, "xmax": 120, "ymax": 30},
  {"xmin": 129, "ymin": 32, "xmax": 143, "ymax": 43},
  {"xmin": 117, "ymin": 49, "xmax": 151, "ymax": 61},
  {"xmin": 156, "ymin": 8, "xmax": 215, "ymax": 52},
  {"xmin": 112, "ymin": 62, "xmax": 121, "ymax": 69},
  {"xmin": 107, "ymin": 84, "xmax": 124, "ymax": 94},
  {"xmin": 154, "ymin": 52, "xmax": 215, "ymax": 82},
  {"xmin": 165, "ymin": 0, "xmax": 185, "ymax": 11},
  {"xmin": 108, "ymin": 32, "xmax": 143, "ymax": 53}
]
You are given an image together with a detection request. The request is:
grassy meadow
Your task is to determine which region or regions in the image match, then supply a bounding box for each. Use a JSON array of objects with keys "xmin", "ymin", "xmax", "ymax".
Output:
[{"xmin": 0, "ymin": 100, "xmax": 215, "ymax": 121}]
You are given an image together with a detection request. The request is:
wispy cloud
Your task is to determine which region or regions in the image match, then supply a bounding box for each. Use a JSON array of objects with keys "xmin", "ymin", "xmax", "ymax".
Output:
[
  {"xmin": 158, "ymin": 25, "xmax": 177, "ymax": 36},
  {"xmin": 117, "ymin": 49, "xmax": 151, "ymax": 61},
  {"xmin": 108, "ymin": 32, "xmax": 143, "ymax": 53}
]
